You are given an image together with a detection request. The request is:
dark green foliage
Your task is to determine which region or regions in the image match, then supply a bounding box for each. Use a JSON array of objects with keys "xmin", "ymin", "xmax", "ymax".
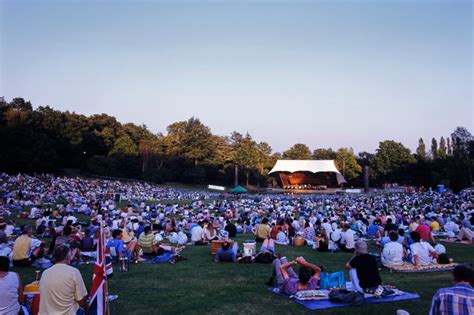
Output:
[{"xmin": 1, "ymin": 98, "xmax": 473, "ymax": 190}]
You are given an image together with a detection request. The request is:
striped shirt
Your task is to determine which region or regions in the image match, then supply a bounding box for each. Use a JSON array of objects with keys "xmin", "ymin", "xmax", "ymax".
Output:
[
  {"xmin": 138, "ymin": 233, "xmax": 157, "ymax": 254},
  {"xmin": 429, "ymin": 283, "xmax": 474, "ymax": 315}
]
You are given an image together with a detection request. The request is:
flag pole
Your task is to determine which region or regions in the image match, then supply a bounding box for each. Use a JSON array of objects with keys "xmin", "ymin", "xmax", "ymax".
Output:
[{"xmin": 102, "ymin": 221, "xmax": 111, "ymax": 315}]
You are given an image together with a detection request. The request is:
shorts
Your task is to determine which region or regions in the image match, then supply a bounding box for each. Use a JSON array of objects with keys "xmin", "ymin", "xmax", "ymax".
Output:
[{"xmin": 260, "ymin": 246, "xmax": 275, "ymax": 254}]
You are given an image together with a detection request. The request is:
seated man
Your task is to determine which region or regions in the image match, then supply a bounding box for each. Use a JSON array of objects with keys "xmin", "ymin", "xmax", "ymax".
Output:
[
  {"xmin": 12, "ymin": 226, "xmax": 45, "ymax": 267},
  {"xmin": 429, "ymin": 264, "xmax": 474, "ymax": 315},
  {"xmin": 382, "ymin": 231, "xmax": 406, "ymax": 266},
  {"xmin": 108, "ymin": 229, "xmax": 144, "ymax": 262},
  {"xmin": 410, "ymin": 231, "xmax": 438, "ymax": 267},
  {"xmin": 266, "ymin": 256, "xmax": 321, "ymax": 295},
  {"xmin": 339, "ymin": 224, "xmax": 355, "ymax": 253},
  {"xmin": 214, "ymin": 241, "xmax": 239, "ymax": 263},
  {"xmin": 191, "ymin": 221, "xmax": 207, "ymax": 245},
  {"xmin": 346, "ymin": 240, "xmax": 383, "ymax": 294}
]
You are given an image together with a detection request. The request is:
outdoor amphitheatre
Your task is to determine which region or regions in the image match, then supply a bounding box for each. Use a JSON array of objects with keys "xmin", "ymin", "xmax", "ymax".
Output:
[
  {"xmin": 0, "ymin": 97, "xmax": 473, "ymax": 315},
  {"xmin": 1, "ymin": 1, "xmax": 473, "ymax": 315}
]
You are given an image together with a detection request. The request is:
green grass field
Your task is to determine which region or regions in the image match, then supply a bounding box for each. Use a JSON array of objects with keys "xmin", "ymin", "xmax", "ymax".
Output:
[{"xmin": 13, "ymin": 234, "xmax": 474, "ymax": 315}]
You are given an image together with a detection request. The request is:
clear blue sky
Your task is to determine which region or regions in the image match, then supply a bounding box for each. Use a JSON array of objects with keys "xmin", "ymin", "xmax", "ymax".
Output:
[{"xmin": 1, "ymin": 0, "xmax": 472, "ymax": 154}]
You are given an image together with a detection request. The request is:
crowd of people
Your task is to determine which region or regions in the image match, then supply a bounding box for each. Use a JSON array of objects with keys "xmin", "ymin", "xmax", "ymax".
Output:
[{"xmin": 0, "ymin": 173, "xmax": 473, "ymax": 314}]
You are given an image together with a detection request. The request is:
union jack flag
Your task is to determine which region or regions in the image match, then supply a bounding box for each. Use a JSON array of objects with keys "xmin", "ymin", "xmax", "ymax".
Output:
[{"xmin": 89, "ymin": 224, "xmax": 108, "ymax": 315}]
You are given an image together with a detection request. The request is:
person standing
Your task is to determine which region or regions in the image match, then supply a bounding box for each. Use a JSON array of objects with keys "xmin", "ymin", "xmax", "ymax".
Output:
[
  {"xmin": 39, "ymin": 245, "xmax": 89, "ymax": 315},
  {"xmin": 429, "ymin": 264, "xmax": 474, "ymax": 315}
]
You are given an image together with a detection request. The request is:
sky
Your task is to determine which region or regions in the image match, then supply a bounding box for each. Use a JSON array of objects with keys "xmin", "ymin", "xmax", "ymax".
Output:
[{"xmin": 1, "ymin": 0, "xmax": 472, "ymax": 154}]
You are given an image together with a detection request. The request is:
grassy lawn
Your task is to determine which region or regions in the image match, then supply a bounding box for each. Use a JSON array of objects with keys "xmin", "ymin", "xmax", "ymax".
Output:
[{"xmin": 13, "ymin": 234, "xmax": 474, "ymax": 315}]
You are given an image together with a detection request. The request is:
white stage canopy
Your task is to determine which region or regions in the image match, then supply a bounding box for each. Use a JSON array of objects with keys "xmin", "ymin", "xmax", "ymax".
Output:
[{"xmin": 268, "ymin": 160, "xmax": 346, "ymax": 185}]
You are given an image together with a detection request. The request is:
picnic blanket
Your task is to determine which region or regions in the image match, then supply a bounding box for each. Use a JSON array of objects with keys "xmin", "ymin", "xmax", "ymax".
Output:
[
  {"xmin": 270, "ymin": 286, "xmax": 419, "ymax": 310},
  {"xmin": 384, "ymin": 262, "xmax": 458, "ymax": 273},
  {"xmin": 141, "ymin": 253, "xmax": 175, "ymax": 263}
]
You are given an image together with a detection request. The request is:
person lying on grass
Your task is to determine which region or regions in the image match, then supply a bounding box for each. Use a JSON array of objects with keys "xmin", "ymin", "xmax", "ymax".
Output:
[{"xmin": 266, "ymin": 255, "xmax": 322, "ymax": 295}]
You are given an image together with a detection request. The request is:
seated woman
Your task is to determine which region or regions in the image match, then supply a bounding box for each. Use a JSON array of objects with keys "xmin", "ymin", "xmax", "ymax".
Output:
[
  {"xmin": 409, "ymin": 231, "xmax": 438, "ymax": 267},
  {"xmin": 204, "ymin": 222, "xmax": 218, "ymax": 242},
  {"xmin": 316, "ymin": 229, "xmax": 329, "ymax": 252},
  {"xmin": 266, "ymin": 256, "xmax": 321, "ymax": 296},
  {"xmin": 275, "ymin": 227, "xmax": 289, "ymax": 245},
  {"xmin": 303, "ymin": 222, "xmax": 315, "ymax": 246}
]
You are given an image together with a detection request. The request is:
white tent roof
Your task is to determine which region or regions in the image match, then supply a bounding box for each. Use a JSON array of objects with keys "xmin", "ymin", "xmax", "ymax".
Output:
[{"xmin": 268, "ymin": 160, "xmax": 346, "ymax": 184}]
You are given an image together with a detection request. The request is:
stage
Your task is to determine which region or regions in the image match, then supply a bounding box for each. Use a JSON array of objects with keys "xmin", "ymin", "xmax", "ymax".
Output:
[{"xmin": 265, "ymin": 187, "xmax": 344, "ymax": 194}]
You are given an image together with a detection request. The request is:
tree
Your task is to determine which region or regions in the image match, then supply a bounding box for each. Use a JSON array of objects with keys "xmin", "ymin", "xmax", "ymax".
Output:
[
  {"xmin": 283, "ymin": 143, "xmax": 312, "ymax": 160},
  {"xmin": 232, "ymin": 133, "xmax": 260, "ymax": 186},
  {"xmin": 451, "ymin": 127, "xmax": 473, "ymax": 158},
  {"xmin": 166, "ymin": 117, "xmax": 215, "ymax": 165},
  {"xmin": 372, "ymin": 140, "xmax": 416, "ymax": 182},
  {"xmin": 451, "ymin": 127, "xmax": 474, "ymax": 184},
  {"xmin": 438, "ymin": 137, "xmax": 447, "ymax": 159},
  {"xmin": 335, "ymin": 148, "xmax": 362, "ymax": 180},
  {"xmin": 109, "ymin": 134, "xmax": 138, "ymax": 156},
  {"xmin": 256, "ymin": 141, "xmax": 273, "ymax": 175},
  {"xmin": 431, "ymin": 138, "xmax": 438, "ymax": 159},
  {"xmin": 312, "ymin": 148, "xmax": 337, "ymax": 160},
  {"xmin": 447, "ymin": 137, "xmax": 452, "ymax": 156},
  {"xmin": 416, "ymin": 138, "xmax": 427, "ymax": 160}
]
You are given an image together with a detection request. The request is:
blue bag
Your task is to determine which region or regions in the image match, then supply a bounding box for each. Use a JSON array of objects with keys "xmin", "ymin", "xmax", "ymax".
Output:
[{"xmin": 319, "ymin": 271, "xmax": 346, "ymax": 289}]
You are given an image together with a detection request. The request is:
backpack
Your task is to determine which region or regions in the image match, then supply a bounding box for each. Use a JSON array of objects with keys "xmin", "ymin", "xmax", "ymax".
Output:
[
  {"xmin": 319, "ymin": 271, "xmax": 345, "ymax": 289},
  {"xmin": 328, "ymin": 289, "xmax": 364, "ymax": 305}
]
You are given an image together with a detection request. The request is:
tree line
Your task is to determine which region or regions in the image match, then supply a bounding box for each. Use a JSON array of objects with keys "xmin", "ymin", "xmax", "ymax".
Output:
[{"xmin": 0, "ymin": 98, "xmax": 473, "ymax": 191}]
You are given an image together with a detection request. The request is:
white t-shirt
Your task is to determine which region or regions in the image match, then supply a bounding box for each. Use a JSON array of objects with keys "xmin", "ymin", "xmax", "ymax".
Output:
[
  {"xmin": 410, "ymin": 241, "xmax": 434, "ymax": 266},
  {"xmin": 0, "ymin": 272, "xmax": 20, "ymax": 315},
  {"xmin": 191, "ymin": 226, "xmax": 204, "ymax": 242},
  {"xmin": 382, "ymin": 241, "xmax": 404, "ymax": 265},
  {"xmin": 276, "ymin": 231, "xmax": 288, "ymax": 245},
  {"xmin": 322, "ymin": 223, "xmax": 333, "ymax": 236},
  {"xmin": 340, "ymin": 229, "xmax": 355, "ymax": 249}
]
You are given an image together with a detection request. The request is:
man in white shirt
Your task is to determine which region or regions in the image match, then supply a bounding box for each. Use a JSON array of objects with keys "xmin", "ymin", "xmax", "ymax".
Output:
[
  {"xmin": 382, "ymin": 231, "xmax": 405, "ymax": 266},
  {"xmin": 191, "ymin": 221, "xmax": 206, "ymax": 245},
  {"xmin": 410, "ymin": 231, "xmax": 438, "ymax": 267},
  {"xmin": 339, "ymin": 224, "xmax": 356, "ymax": 252}
]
